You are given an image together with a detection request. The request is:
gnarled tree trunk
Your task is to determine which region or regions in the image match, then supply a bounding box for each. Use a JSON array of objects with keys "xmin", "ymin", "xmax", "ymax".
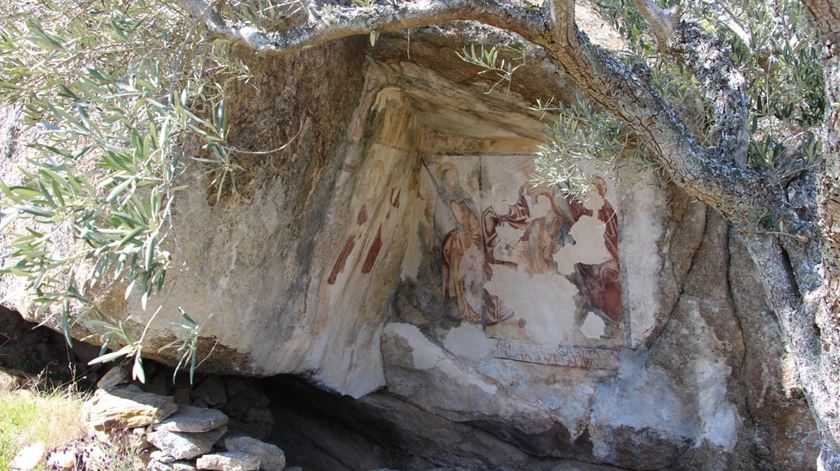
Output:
[{"xmin": 803, "ymin": 0, "xmax": 840, "ymax": 466}]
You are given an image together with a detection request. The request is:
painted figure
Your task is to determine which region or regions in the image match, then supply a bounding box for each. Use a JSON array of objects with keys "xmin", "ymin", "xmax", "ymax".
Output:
[
  {"xmin": 521, "ymin": 190, "xmax": 576, "ymax": 275},
  {"xmin": 437, "ymin": 166, "xmax": 485, "ymax": 323},
  {"xmin": 479, "ymin": 185, "xmax": 531, "ymax": 325},
  {"xmin": 569, "ymin": 176, "xmax": 621, "ymax": 323},
  {"xmin": 482, "ymin": 186, "xmax": 530, "ymax": 269}
]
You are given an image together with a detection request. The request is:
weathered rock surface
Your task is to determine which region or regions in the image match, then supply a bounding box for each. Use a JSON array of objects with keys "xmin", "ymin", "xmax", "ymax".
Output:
[
  {"xmin": 148, "ymin": 460, "xmax": 198, "ymax": 471},
  {"xmin": 81, "ymin": 387, "xmax": 177, "ymax": 433},
  {"xmin": 155, "ymin": 405, "xmax": 229, "ymax": 433},
  {"xmin": 224, "ymin": 435, "xmax": 286, "ymax": 471},
  {"xmin": 147, "ymin": 426, "xmax": 227, "ymax": 460},
  {"xmin": 193, "ymin": 377, "xmax": 227, "ymax": 407},
  {"xmin": 0, "ymin": 14, "xmax": 822, "ymax": 471},
  {"xmin": 173, "ymin": 462, "xmax": 198, "ymax": 471},
  {"xmin": 96, "ymin": 365, "xmax": 130, "ymax": 391},
  {"xmin": 127, "ymin": 425, "xmax": 153, "ymax": 450},
  {"xmin": 196, "ymin": 451, "xmax": 260, "ymax": 471},
  {"xmin": 150, "ymin": 450, "xmax": 177, "ymax": 464}
]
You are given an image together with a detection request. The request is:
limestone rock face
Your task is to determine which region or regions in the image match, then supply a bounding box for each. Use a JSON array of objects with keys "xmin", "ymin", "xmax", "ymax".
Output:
[
  {"xmin": 0, "ymin": 23, "xmax": 821, "ymax": 471},
  {"xmin": 96, "ymin": 366, "xmax": 130, "ymax": 391}
]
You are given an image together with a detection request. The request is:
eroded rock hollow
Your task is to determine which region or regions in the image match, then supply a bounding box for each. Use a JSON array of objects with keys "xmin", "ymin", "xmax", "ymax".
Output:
[{"xmin": 0, "ymin": 25, "xmax": 821, "ymax": 470}]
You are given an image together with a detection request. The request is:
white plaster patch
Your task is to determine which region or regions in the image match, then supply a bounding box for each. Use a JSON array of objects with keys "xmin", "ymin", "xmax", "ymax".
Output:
[
  {"xmin": 694, "ymin": 355, "xmax": 739, "ymax": 450},
  {"xmin": 483, "ymin": 265, "xmax": 578, "ymax": 345},
  {"xmin": 529, "ymin": 195, "xmax": 551, "ymax": 219},
  {"xmin": 437, "ymin": 358, "xmax": 498, "ymax": 395},
  {"xmin": 383, "ymin": 323, "xmax": 445, "ymax": 370},
  {"xmin": 580, "ymin": 312, "xmax": 606, "ymax": 339},
  {"xmin": 618, "ymin": 169, "xmax": 667, "ymax": 347},
  {"xmin": 494, "ymin": 224, "xmax": 525, "ymax": 249},
  {"xmin": 319, "ymin": 324, "xmax": 387, "ymax": 399},
  {"xmin": 591, "ymin": 352, "xmax": 694, "ymax": 460},
  {"xmin": 555, "ymin": 215, "xmax": 612, "ymax": 276},
  {"xmin": 443, "ymin": 322, "xmax": 493, "ymax": 361},
  {"xmin": 584, "ymin": 189, "xmax": 605, "ymax": 212},
  {"xmin": 384, "ymin": 324, "xmax": 497, "ymax": 396}
]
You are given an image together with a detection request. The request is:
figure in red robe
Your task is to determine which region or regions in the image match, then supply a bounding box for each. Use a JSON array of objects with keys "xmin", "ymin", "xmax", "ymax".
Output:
[{"xmin": 568, "ymin": 177, "xmax": 621, "ymax": 323}]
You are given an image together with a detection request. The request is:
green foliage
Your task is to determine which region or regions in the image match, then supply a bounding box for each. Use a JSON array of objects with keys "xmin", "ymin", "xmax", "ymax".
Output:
[
  {"xmin": 0, "ymin": 0, "xmax": 251, "ymax": 382},
  {"xmin": 456, "ymin": 0, "xmax": 825, "ymax": 191},
  {"xmin": 531, "ymin": 97, "xmax": 644, "ymax": 195},
  {"xmin": 594, "ymin": 0, "xmax": 825, "ymax": 177},
  {"xmin": 457, "ymin": 43, "xmax": 531, "ymax": 93},
  {"xmin": 158, "ymin": 307, "xmax": 212, "ymax": 385},
  {"xmin": 453, "ymin": 0, "xmax": 824, "ymax": 220},
  {"xmin": 227, "ymin": 0, "xmax": 304, "ymax": 27}
]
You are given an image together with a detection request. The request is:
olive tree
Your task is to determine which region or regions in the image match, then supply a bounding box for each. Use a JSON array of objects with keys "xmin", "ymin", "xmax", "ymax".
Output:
[{"xmin": 1, "ymin": 0, "xmax": 839, "ymax": 467}]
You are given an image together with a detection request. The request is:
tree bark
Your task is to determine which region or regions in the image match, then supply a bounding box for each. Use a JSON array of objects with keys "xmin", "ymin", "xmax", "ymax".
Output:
[{"xmin": 800, "ymin": 1, "xmax": 840, "ymax": 467}]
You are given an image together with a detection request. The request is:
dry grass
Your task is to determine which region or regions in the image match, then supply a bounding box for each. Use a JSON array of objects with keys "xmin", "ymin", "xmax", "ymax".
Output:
[{"xmin": 0, "ymin": 384, "xmax": 88, "ymax": 469}]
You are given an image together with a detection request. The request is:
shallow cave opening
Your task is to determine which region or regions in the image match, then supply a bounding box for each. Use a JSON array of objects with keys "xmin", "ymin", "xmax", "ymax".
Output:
[
  {"xmin": 0, "ymin": 305, "xmax": 102, "ymax": 389},
  {"xmin": 263, "ymin": 375, "xmax": 421, "ymax": 471},
  {"xmin": 0, "ymin": 305, "xmax": 458, "ymax": 470}
]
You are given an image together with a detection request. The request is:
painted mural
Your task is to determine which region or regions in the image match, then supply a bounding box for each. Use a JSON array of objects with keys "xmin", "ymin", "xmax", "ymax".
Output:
[
  {"xmin": 326, "ymin": 154, "xmax": 403, "ymax": 288},
  {"xmin": 315, "ymin": 144, "xmax": 412, "ymax": 348},
  {"xmin": 412, "ymin": 154, "xmax": 625, "ymax": 366}
]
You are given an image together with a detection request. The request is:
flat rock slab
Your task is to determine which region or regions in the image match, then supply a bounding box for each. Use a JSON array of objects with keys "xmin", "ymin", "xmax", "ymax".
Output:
[
  {"xmin": 148, "ymin": 460, "xmax": 197, "ymax": 471},
  {"xmin": 155, "ymin": 405, "xmax": 229, "ymax": 433},
  {"xmin": 147, "ymin": 426, "xmax": 227, "ymax": 460},
  {"xmin": 172, "ymin": 462, "xmax": 197, "ymax": 471},
  {"xmin": 82, "ymin": 387, "xmax": 177, "ymax": 432},
  {"xmin": 223, "ymin": 436, "xmax": 285, "ymax": 471},
  {"xmin": 196, "ymin": 451, "xmax": 260, "ymax": 471}
]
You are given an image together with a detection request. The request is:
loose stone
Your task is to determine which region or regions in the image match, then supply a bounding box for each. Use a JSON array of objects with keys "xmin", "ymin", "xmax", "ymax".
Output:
[
  {"xmin": 155, "ymin": 404, "xmax": 229, "ymax": 433},
  {"xmin": 147, "ymin": 426, "xmax": 227, "ymax": 460},
  {"xmin": 196, "ymin": 451, "xmax": 260, "ymax": 471},
  {"xmin": 224, "ymin": 435, "xmax": 286, "ymax": 471}
]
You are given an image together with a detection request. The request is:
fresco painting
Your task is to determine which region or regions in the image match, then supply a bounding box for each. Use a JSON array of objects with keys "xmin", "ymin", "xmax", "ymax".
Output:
[
  {"xmin": 419, "ymin": 154, "xmax": 625, "ymax": 359},
  {"xmin": 327, "ymin": 156, "xmax": 404, "ymax": 287}
]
